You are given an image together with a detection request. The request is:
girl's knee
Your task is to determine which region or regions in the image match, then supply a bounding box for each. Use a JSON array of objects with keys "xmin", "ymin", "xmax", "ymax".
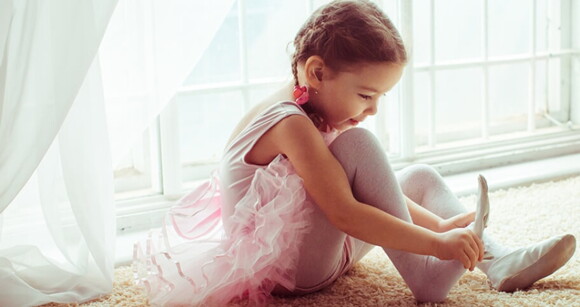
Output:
[
  {"xmin": 329, "ymin": 128, "xmax": 384, "ymax": 164},
  {"xmin": 330, "ymin": 128, "xmax": 379, "ymax": 150},
  {"xmin": 328, "ymin": 128, "xmax": 389, "ymax": 180},
  {"xmin": 398, "ymin": 164, "xmax": 441, "ymax": 185},
  {"xmin": 402, "ymin": 163, "xmax": 438, "ymax": 177}
]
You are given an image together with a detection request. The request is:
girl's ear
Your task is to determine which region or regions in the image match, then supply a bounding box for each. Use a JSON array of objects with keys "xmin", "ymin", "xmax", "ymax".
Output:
[
  {"xmin": 314, "ymin": 68, "xmax": 323, "ymax": 81},
  {"xmin": 304, "ymin": 55, "xmax": 325, "ymax": 90}
]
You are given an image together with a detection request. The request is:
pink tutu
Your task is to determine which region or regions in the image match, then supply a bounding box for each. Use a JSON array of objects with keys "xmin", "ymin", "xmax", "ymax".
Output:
[{"xmin": 133, "ymin": 155, "xmax": 314, "ymax": 306}]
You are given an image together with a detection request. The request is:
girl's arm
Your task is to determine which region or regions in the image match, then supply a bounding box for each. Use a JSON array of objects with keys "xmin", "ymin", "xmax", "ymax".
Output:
[
  {"xmin": 405, "ymin": 197, "xmax": 475, "ymax": 233},
  {"xmin": 268, "ymin": 115, "xmax": 483, "ymax": 270}
]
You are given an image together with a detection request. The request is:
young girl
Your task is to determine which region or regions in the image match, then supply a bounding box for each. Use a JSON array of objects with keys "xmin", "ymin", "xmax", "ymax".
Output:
[{"xmin": 134, "ymin": 1, "xmax": 576, "ymax": 305}]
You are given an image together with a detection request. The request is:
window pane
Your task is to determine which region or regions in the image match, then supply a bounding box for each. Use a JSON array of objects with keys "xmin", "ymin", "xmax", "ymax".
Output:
[
  {"xmin": 312, "ymin": 0, "xmax": 333, "ymax": 10},
  {"xmin": 489, "ymin": 0, "xmax": 531, "ymax": 57},
  {"xmin": 246, "ymin": 0, "xmax": 307, "ymax": 80},
  {"xmin": 178, "ymin": 91, "xmax": 245, "ymax": 165},
  {"xmin": 435, "ymin": 0, "xmax": 482, "ymax": 62},
  {"xmin": 573, "ymin": 55, "xmax": 580, "ymax": 124},
  {"xmin": 385, "ymin": 86, "xmax": 402, "ymax": 157},
  {"xmin": 414, "ymin": 71, "xmax": 430, "ymax": 147},
  {"xmin": 489, "ymin": 63, "xmax": 529, "ymax": 134},
  {"xmin": 380, "ymin": 0, "xmax": 399, "ymax": 26},
  {"xmin": 183, "ymin": 2, "xmax": 241, "ymax": 85},
  {"xmin": 435, "ymin": 68, "xmax": 482, "ymax": 142},
  {"xmin": 248, "ymin": 82, "xmax": 286, "ymax": 108},
  {"xmin": 412, "ymin": 0, "xmax": 431, "ymax": 65},
  {"xmin": 114, "ymin": 128, "xmax": 161, "ymax": 199},
  {"xmin": 535, "ymin": 0, "xmax": 548, "ymax": 53},
  {"xmin": 534, "ymin": 59, "xmax": 548, "ymax": 114},
  {"xmin": 546, "ymin": 57, "xmax": 570, "ymax": 122}
]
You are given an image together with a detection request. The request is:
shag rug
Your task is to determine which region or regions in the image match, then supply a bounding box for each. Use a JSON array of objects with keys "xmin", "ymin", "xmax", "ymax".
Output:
[{"xmin": 46, "ymin": 175, "xmax": 580, "ymax": 306}]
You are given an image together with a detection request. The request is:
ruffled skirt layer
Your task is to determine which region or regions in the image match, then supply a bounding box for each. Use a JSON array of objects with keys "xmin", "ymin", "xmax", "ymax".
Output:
[{"xmin": 133, "ymin": 156, "xmax": 314, "ymax": 306}]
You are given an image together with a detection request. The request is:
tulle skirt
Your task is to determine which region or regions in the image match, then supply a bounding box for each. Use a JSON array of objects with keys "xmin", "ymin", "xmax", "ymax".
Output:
[{"xmin": 133, "ymin": 156, "xmax": 314, "ymax": 306}]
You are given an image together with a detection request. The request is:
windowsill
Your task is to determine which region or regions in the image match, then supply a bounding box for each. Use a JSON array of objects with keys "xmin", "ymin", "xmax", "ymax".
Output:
[
  {"xmin": 443, "ymin": 152, "xmax": 580, "ymax": 197},
  {"xmin": 115, "ymin": 152, "xmax": 580, "ymax": 267}
]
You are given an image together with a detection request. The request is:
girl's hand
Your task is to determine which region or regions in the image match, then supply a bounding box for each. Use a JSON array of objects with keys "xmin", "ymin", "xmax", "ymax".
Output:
[
  {"xmin": 434, "ymin": 228, "xmax": 484, "ymax": 271},
  {"xmin": 437, "ymin": 212, "xmax": 475, "ymax": 233}
]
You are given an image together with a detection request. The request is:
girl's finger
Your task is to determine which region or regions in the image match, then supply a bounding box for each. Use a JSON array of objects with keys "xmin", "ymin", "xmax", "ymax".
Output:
[
  {"xmin": 455, "ymin": 212, "xmax": 475, "ymax": 228},
  {"xmin": 460, "ymin": 253, "xmax": 470, "ymax": 269},
  {"xmin": 462, "ymin": 212, "xmax": 475, "ymax": 226},
  {"xmin": 465, "ymin": 243, "xmax": 477, "ymax": 270}
]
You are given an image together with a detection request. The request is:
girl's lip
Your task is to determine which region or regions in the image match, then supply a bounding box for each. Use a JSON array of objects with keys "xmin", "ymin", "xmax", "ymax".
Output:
[{"xmin": 350, "ymin": 119, "xmax": 359, "ymax": 126}]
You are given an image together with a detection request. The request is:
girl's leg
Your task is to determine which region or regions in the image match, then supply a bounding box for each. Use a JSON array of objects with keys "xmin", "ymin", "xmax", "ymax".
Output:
[
  {"xmin": 287, "ymin": 199, "xmax": 353, "ymax": 293},
  {"xmin": 310, "ymin": 128, "xmax": 466, "ymax": 302},
  {"xmin": 396, "ymin": 164, "xmax": 511, "ymax": 271},
  {"xmin": 395, "ymin": 163, "xmax": 576, "ymax": 292}
]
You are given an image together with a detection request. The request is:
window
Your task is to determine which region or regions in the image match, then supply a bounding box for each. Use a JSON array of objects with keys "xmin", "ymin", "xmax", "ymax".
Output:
[
  {"xmin": 396, "ymin": 0, "xmax": 580, "ymax": 174},
  {"xmin": 114, "ymin": 0, "xmax": 580, "ymax": 230}
]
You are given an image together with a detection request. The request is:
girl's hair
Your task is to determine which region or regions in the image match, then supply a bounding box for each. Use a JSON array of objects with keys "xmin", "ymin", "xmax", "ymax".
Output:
[{"xmin": 291, "ymin": 0, "xmax": 407, "ymax": 85}]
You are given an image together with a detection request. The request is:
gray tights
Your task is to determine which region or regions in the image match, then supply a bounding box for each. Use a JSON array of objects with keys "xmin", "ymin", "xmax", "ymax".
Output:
[{"xmin": 290, "ymin": 128, "xmax": 471, "ymax": 302}]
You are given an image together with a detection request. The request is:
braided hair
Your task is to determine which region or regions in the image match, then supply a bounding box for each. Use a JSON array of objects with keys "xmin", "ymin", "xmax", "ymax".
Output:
[{"xmin": 291, "ymin": 0, "xmax": 407, "ymax": 86}]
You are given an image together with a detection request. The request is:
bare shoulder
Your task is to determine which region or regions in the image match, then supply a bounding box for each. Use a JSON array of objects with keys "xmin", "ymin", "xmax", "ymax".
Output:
[
  {"xmin": 270, "ymin": 114, "xmax": 328, "ymax": 157},
  {"xmin": 265, "ymin": 115, "xmax": 342, "ymax": 178},
  {"xmin": 245, "ymin": 114, "xmax": 325, "ymax": 165}
]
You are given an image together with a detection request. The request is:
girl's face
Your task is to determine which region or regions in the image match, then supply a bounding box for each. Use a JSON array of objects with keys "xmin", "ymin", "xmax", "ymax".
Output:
[{"xmin": 314, "ymin": 61, "xmax": 404, "ymax": 131}]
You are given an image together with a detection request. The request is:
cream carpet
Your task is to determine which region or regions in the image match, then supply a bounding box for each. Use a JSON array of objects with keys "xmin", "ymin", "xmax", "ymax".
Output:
[{"xmin": 46, "ymin": 175, "xmax": 580, "ymax": 306}]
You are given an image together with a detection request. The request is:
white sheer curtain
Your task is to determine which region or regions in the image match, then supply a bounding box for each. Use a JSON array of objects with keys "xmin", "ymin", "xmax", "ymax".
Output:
[
  {"xmin": 0, "ymin": 0, "xmax": 233, "ymax": 306},
  {"xmin": 101, "ymin": 0, "xmax": 235, "ymax": 165},
  {"xmin": 0, "ymin": 0, "xmax": 116, "ymax": 214}
]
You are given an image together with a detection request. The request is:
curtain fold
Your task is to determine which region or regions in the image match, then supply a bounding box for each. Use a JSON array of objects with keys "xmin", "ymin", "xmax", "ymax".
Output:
[
  {"xmin": 0, "ymin": 59, "xmax": 115, "ymax": 306},
  {"xmin": 0, "ymin": 0, "xmax": 117, "ymax": 212},
  {"xmin": 0, "ymin": 0, "xmax": 234, "ymax": 305}
]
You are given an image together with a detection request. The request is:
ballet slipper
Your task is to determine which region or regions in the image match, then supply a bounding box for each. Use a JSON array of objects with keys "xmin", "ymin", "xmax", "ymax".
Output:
[
  {"xmin": 486, "ymin": 234, "xmax": 576, "ymax": 292},
  {"xmin": 472, "ymin": 174, "xmax": 490, "ymax": 239},
  {"xmin": 468, "ymin": 174, "xmax": 494, "ymax": 263},
  {"xmin": 470, "ymin": 175, "xmax": 577, "ymax": 291}
]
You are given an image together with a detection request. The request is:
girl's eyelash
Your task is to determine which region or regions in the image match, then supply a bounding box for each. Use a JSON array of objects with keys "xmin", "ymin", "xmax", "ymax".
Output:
[{"xmin": 359, "ymin": 94, "xmax": 372, "ymax": 100}]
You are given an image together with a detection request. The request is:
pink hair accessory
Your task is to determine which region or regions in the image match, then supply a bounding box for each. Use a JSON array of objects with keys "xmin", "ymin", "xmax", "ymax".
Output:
[{"xmin": 293, "ymin": 85, "xmax": 309, "ymax": 105}]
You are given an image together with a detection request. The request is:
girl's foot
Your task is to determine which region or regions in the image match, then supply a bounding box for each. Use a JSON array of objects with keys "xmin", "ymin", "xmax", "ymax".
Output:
[{"xmin": 486, "ymin": 234, "xmax": 576, "ymax": 292}]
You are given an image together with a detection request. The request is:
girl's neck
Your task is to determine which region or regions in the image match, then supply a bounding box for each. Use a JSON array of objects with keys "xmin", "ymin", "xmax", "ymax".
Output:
[{"xmin": 279, "ymin": 79, "xmax": 329, "ymax": 132}]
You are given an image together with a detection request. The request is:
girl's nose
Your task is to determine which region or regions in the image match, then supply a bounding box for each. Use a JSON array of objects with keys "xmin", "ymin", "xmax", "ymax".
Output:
[{"xmin": 365, "ymin": 102, "xmax": 378, "ymax": 116}]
